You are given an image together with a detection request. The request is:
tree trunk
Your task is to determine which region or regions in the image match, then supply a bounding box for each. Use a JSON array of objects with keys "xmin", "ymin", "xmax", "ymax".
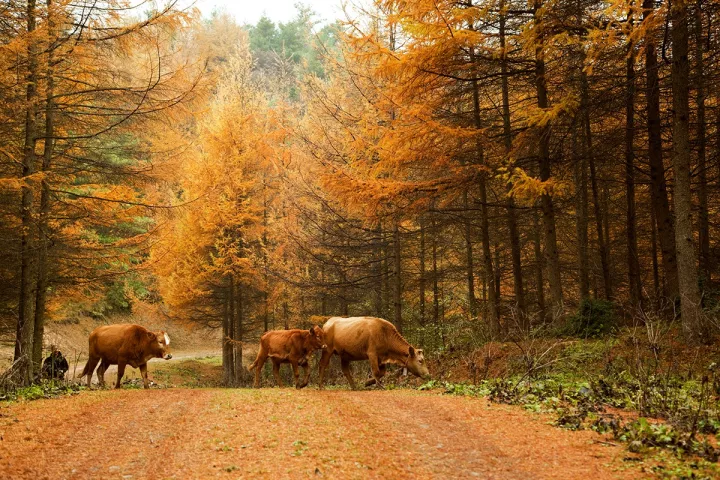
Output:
[
  {"xmin": 375, "ymin": 224, "xmax": 384, "ymax": 316},
  {"xmin": 14, "ymin": 0, "xmax": 39, "ymax": 385},
  {"xmin": 500, "ymin": 8, "xmax": 526, "ymax": 325},
  {"xmin": 574, "ymin": 126, "xmax": 590, "ymax": 300},
  {"xmin": 33, "ymin": 0, "xmax": 56, "ymax": 371},
  {"xmin": 234, "ymin": 284, "xmax": 244, "ymax": 385},
  {"xmin": 534, "ymin": 2, "xmax": 563, "ymax": 315},
  {"xmin": 471, "ymin": 75, "xmax": 500, "ymax": 332},
  {"xmin": 431, "ymin": 213, "xmax": 440, "ymax": 329},
  {"xmin": 694, "ymin": 1, "xmax": 710, "ymax": 286},
  {"xmin": 393, "ymin": 222, "xmax": 402, "ymax": 333},
  {"xmin": 227, "ymin": 277, "xmax": 236, "ymax": 384},
  {"xmin": 383, "ymin": 228, "xmax": 390, "ymax": 319},
  {"xmin": 670, "ymin": 0, "xmax": 703, "ymax": 341},
  {"xmin": 262, "ymin": 180, "xmax": 270, "ymax": 330},
  {"xmin": 463, "ymin": 190, "xmax": 477, "ymax": 319},
  {"xmin": 581, "ymin": 67, "xmax": 613, "ymax": 300},
  {"xmin": 625, "ymin": 36, "xmax": 642, "ymax": 306},
  {"xmin": 320, "ymin": 260, "xmax": 327, "ymax": 317},
  {"xmin": 643, "ymin": 0, "xmax": 679, "ymax": 299},
  {"xmin": 533, "ymin": 212, "xmax": 546, "ymax": 320},
  {"xmin": 650, "ymin": 203, "xmax": 660, "ymax": 296},
  {"xmin": 493, "ymin": 241, "xmax": 502, "ymax": 314},
  {"xmin": 419, "ymin": 218, "xmax": 426, "ymax": 325},
  {"xmin": 222, "ymin": 282, "xmax": 233, "ymax": 386}
]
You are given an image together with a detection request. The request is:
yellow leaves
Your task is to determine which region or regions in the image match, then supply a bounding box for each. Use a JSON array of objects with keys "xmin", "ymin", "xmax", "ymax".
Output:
[
  {"xmin": 508, "ymin": 168, "xmax": 571, "ymax": 206},
  {"xmin": 0, "ymin": 177, "xmax": 26, "ymax": 191},
  {"xmin": 147, "ymin": 32, "xmax": 287, "ymax": 318},
  {"xmin": 522, "ymin": 95, "xmax": 579, "ymax": 128}
]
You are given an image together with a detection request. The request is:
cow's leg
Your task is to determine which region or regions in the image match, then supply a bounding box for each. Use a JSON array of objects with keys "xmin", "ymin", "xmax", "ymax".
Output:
[
  {"xmin": 318, "ymin": 349, "xmax": 333, "ymax": 389},
  {"xmin": 365, "ymin": 361, "xmax": 387, "ymax": 388},
  {"xmin": 271, "ymin": 358, "xmax": 284, "ymax": 388},
  {"xmin": 97, "ymin": 359, "xmax": 109, "ymax": 388},
  {"xmin": 115, "ymin": 362, "xmax": 126, "ymax": 389},
  {"xmin": 291, "ymin": 360, "xmax": 301, "ymax": 388},
  {"xmin": 253, "ymin": 353, "xmax": 267, "ymax": 388},
  {"xmin": 340, "ymin": 358, "xmax": 357, "ymax": 390},
  {"xmin": 83, "ymin": 356, "xmax": 100, "ymax": 388},
  {"xmin": 298, "ymin": 360, "xmax": 312, "ymax": 389},
  {"xmin": 139, "ymin": 363, "xmax": 150, "ymax": 389}
]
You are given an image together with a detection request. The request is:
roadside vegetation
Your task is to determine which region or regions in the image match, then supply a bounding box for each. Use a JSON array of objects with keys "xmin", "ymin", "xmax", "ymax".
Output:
[{"xmin": 420, "ymin": 299, "xmax": 720, "ymax": 479}]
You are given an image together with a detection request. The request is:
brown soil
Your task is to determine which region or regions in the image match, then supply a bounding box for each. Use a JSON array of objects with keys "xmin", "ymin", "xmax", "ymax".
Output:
[{"xmin": 0, "ymin": 388, "xmax": 648, "ymax": 479}]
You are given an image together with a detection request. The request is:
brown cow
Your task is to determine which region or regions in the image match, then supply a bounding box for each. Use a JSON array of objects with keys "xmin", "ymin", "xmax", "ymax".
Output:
[
  {"xmin": 77, "ymin": 324, "xmax": 172, "ymax": 389},
  {"xmin": 249, "ymin": 326, "xmax": 326, "ymax": 389},
  {"xmin": 318, "ymin": 316, "xmax": 430, "ymax": 390}
]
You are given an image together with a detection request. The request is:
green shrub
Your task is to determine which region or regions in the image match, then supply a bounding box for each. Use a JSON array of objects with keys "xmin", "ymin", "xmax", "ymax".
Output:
[{"xmin": 566, "ymin": 299, "xmax": 617, "ymax": 338}]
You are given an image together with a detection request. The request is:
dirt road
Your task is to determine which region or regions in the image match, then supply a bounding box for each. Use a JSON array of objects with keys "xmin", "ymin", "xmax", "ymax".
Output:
[{"xmin": 0, "ymin": 388, "xmax": 644, "ymax": 479}]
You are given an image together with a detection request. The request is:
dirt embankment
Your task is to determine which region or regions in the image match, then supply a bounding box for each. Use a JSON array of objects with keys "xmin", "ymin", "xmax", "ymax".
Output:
[{"xmin": 0, "ymin": 388, "xmax": 646, "ymax": 479}]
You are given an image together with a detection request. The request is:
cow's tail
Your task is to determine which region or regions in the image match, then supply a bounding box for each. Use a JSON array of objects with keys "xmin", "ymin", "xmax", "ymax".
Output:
[
  {"xmin": 76, "ymin": 360, "xmax": 91, "ymax": 379},
  {"xmin": 248, "ymin": 359, "xmax": 258, "ymax": 371}
]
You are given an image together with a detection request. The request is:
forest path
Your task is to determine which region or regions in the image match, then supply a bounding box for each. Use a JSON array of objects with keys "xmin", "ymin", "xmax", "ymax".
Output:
[{"xmin": 0, "ymin": 388, "xmax": 645, "ymax": 479}]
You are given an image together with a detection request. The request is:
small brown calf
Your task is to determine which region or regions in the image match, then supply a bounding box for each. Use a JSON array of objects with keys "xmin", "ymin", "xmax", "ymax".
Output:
[{"xmin": 249, "ymin": 326, "xmax": 326, "ymax": 389}]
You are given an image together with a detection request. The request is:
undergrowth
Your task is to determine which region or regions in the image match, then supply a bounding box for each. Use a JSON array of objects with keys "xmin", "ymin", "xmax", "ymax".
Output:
[
  {"xmin": 421, "ymin": 318, "xmax": 720, "ymax": 478},
  {"xmin": 0, "ymin": 379, "xmax": 84, "ymax": 402}
]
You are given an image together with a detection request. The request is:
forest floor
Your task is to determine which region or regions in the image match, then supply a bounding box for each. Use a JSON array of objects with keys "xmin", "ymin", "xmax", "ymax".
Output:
[{"xmin": 0, "ymin": 385, "xmax": 647, "ymax": 480}]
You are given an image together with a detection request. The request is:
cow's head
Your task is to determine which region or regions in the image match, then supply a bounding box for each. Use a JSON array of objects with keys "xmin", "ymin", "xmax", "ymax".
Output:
[
  {"xmin": 406, "ymin": 346, "xmax": 430, "ymax": 379},
  {"xmin": 147, "ymin": 330, "xmax": 172, "ymax": 360},
  {"xmin": 307, "ymin": 325, "xmax": 327, "ymax": 350}
]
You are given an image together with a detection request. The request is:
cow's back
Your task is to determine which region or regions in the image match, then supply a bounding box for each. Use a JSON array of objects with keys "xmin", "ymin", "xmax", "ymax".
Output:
[
  {"xmin": 90, "ymin": 324, "xmax": 144, "ymax": 363},
  {"xmin": 324, "ymin": 317, "xmax": 391, "ymax": 360},
  {"xmin": 261, "ymin": 329, "xmax": 303, "ymax": 356}
]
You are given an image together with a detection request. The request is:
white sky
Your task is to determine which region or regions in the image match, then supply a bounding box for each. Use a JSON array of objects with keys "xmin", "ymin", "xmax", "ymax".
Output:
[{"xmin": 190, "ymin": 0, "xmax": 345, "ymax": 26}]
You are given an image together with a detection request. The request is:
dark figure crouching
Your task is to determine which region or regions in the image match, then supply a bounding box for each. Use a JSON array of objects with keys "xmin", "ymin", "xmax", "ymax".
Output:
[{"xmin": 41, "ymin": 347, "xmax": 69, "ymax": 380}]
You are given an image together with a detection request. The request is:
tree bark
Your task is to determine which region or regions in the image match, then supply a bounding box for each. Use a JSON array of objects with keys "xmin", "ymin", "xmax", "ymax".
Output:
[
  {"xmin": 533, "ymin": 212, "xmax": 546, "ymax": 320},
  {"xmin": 625, "ymin": 35, "xmax": 642, "ymax": 306},
  {"xmin": 534, "ymin": 1, "xmax": 563, "ymax": 315},
  {"xmin": 463, "ymin": 190, "xmax": 477, "ymax": 319},
  {"xmin": 574, "ymin": 126, "xmax": 590, "ymax": 300},
  {"xmin": 471, "ymin": 77, "xmax": 500, "ymax": 333},
  {"xmin": 419, "ymin": 218, "xmax": 426, "ymax": 325},
  {"xmin": 33, "ymin": 0, "xmax": 57, "ymax": 371},
  {"xmin": 222, "ymin": 281, "xmax": 233, "ymax": 386},
  {"xmin": 383, "ymin": 227, "xmax": 390, "ymax": 318},
  {"xmin": 234, "ymin": 284, "xmax": 244, "ymax": 385},
  {"xmin": 670, "ymin": 0, "xmax": 703, "ymax": 341},
  {"xmin": 643, "ymin": 0, "xmax": 679, "ymax": 299},
  {"xmin": 393, "ymin": 222, "xmax": 402, "ymax": 333},
  {"xmin": 693, "ymin": 1, "xmax": 710, "ymax": 286},
  {"xmin": 431, "ymin": 213, "xmax": 440, "ymax": 329},
  {"xmin": 581, "ymin": 67, "xmax": 613, "ymax": 300},
  {"xmin": 375, "ymin": 224, "xmax": 384, "ymax": 316},
  {"xmin": 650, "ymin": 203, "xmax": 660, "ymax": 295},
  {"xmin": 14, "ymin": 0, "xmax": 39, "ymax": 385},
  {"xmin": 227, "ymin": 277, "xmax": 236, "ymax": 384},
  {"xmin": 500, "ymin": 7, "xmax": 526, "ymax": 326}
]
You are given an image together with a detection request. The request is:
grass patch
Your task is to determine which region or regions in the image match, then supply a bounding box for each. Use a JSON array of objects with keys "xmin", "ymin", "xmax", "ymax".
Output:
[
  {"xmin": 1, "ymin": 380, "xmax": 85, "ymax": 403},
  {"xmin": 151, "ymin": 356, "xmax": 223, "ymax": 387}
]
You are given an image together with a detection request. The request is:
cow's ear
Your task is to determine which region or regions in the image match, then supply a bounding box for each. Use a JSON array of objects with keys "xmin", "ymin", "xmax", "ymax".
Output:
[
  {"xmin": 309, "ymin": 327, "xmax": 314, "ymax": 335},
  {"xmin": 146, "ymin": 331, "xmax": 155, "ymax": 341},
  {"xmin": 408, "ymin": 346, "xmax": 416, "ymax": 357}
]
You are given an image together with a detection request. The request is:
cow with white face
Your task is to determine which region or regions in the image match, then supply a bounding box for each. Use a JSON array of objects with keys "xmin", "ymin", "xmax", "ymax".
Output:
[{"xmin": 78, "ymin": 324, "xmax": 172, "ymax": 389}]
